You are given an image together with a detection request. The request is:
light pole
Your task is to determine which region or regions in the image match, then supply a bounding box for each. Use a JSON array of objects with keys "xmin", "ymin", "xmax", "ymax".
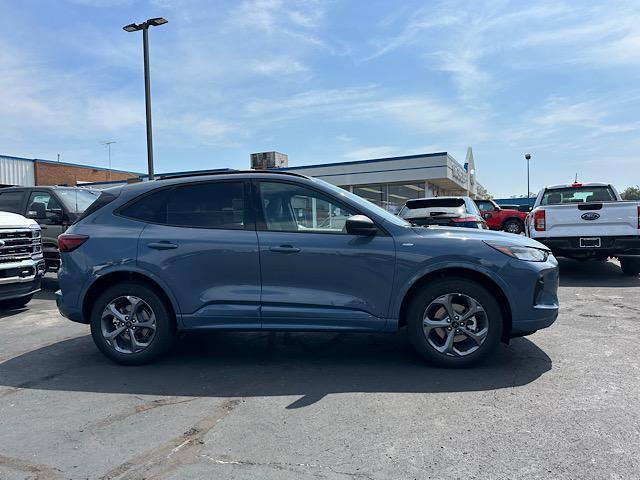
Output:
[
  {"xmin": 101, "ymin": 141, "xmax": 116, "ymax": 180},
  {"xmin": 123, "ymin": 17, "xmax": 168, "ymax": 180},
  {"xmin": 525, "ymin": 153, "xmax": 531, "ymax": 201}
]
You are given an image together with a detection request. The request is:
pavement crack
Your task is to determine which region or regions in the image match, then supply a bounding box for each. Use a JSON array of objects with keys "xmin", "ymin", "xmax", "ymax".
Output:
[
  {"xmin": 99, "ymin": 397, "xmax": 242, "ymax": 480},
  {"xmin": 200, "ymin": 454, "xmax": 375, "ymax": 479},
  {"xmin": 90, "ymin": 396, "xmax": 199, "ymax": 430},
  {"xmin": 0, "ymin": 453, "xmax": 64, "ymax": 479}
]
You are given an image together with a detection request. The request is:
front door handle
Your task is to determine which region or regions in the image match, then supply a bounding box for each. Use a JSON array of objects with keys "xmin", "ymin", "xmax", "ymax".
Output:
[
  {"xmin": 147, "ymin": 241, "xmax": 178, "ymax": 250},
  {"xmin": 269, "ymin": 245, "xmax": 301, "ymax": 254}
]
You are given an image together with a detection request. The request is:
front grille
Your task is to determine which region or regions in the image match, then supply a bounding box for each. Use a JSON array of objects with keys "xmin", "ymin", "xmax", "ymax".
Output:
[{"xmin": 0, "ymin": 229, "xmax": 41, "ymax": 263}]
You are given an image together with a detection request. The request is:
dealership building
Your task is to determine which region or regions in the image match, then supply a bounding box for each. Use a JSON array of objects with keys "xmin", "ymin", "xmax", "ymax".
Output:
[{"xmin": 275, "ymin": 150, "xmax": 483, "ymax": 212}]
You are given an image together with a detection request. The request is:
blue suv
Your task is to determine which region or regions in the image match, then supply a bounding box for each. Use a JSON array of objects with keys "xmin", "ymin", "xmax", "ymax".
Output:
[{"xmin": 56, "ymin": 171, "xmax": 559, "ymax": 367}]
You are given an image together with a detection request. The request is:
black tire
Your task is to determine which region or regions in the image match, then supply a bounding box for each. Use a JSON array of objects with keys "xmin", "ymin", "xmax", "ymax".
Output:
[
  {"xmin": 407, "ymin": 278, "xmax": 503, "ymax": 368},
  {"xmin": 620, "ymin": 258, "xmax": 640, "ymax": 276},
  {"xmin": 502, "ymin": 219, "xmax": 524, "ymax": 235},
  {"xmin": 90, "ymin": 282, "xmax": 176, "ymax": 365},
  {"xmin": 1, "ymin": 294, "xmax": 33, "ymax": 309}
]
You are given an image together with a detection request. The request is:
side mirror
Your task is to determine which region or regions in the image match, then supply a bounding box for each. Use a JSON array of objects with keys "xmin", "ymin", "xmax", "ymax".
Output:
[
  {"xmin": 345, "ymin": 215, "xmax": 377, "ymax": 236},
  {"xmin": 27, "ymin": 202, "xmax": 47, "ymax": 220},
  {"xmin": 483, "ymin": 212, "xmax": 492, "ymax": 219},
  {"xmin": 46, "ymin": 210, "xmax": 64, "ymax": 223}
]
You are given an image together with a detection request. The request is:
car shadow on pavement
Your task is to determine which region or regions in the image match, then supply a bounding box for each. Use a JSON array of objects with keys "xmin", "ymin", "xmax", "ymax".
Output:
[
  {"xmin": 558, "ymin": 258, "xmax": 640, "ymax": 288},
  {"xmin": 0, "ymin": 330, "xmax": 551, "ymax": 409}
]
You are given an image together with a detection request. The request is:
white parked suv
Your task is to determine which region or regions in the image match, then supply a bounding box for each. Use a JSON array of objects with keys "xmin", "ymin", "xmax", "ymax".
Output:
[
  {"xmin": 0, "ymin": 211, "xmax": 45, "ymax": 307},
  {"xmin": 526, "ymin": 182, "xmax": 640, "ymax": 275}
]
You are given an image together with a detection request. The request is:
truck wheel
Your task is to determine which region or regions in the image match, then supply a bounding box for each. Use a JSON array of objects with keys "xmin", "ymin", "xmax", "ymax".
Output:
[
  {"xmin": 90, "ymin": 282, "xmax": 176, "ymax": 365},
  {"xmin": 502, "ymin": 219, "xmax": 524, "ymax": 235},
  {"xmin": 1, "ymin": 294, "xmax": 33, "ymax": 309},
  {"xmin": 620, "ymin": 258, "xmax": 640, "ymax": 276},
  {"xmin": 407, "ymin": 278, "xmax": 503, "ymax": 368}
]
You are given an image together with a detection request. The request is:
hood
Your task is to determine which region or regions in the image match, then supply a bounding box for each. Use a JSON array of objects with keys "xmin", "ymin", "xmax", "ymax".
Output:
[
  {"xmin": 0, "ymin": 211, "xmax": 39, "ymax": 229},
  {"xmin": 411, "ymin": 226, "xmax": 549, "ymax": 250}
]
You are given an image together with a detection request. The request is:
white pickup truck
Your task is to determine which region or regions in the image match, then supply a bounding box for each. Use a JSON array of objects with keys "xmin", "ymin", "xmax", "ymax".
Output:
[
  {"xmin": 526, "ymin": 183, "xmax": 640, "ymax": 275},
  {"xmin": 0, "ymin": 211, "xmax": 45, "ymax": 307}
]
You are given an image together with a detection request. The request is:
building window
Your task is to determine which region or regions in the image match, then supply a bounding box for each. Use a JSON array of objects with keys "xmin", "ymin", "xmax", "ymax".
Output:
[
  {"xmin": 352, "ymin": 182, "xmax": 425, "ymax": 213},
  {"xmin": 353, "ymin": 184, "xmax": 387, "ymax": 209},
  {"xmin": 387, "ymin": 183, "xmax": 425, "ymax": 213}
]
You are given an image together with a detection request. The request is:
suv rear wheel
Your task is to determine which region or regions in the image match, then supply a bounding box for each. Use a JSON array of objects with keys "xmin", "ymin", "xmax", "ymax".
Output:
[
  {"xmin": 90, "ymin": 282, "xmax": 175, "ymax": 365},
  {"xmin": 407, "ymin": 278, "xmax": 503, "ymax": 368}
]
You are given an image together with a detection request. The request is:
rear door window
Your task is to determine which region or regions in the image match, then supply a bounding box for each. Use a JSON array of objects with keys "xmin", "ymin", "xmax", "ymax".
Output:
[
  {"xmin": 0, "ymin": 191, "xmax": 25, "ymax": 213},
  {"xmin": 167, "ymin": 182, "xmax": 248, "ymax": 229}
]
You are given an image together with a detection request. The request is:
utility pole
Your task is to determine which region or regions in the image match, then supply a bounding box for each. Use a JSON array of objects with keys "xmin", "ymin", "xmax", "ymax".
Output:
[{"xmin": 101, "ymin": 141, "xmax": 116, "ymax": 180}]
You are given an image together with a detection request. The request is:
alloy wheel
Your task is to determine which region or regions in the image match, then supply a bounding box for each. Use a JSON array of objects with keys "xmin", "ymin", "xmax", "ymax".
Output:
[
  {"xmin": 422, "ymin": 293, "xmax": 489, "ymax": 357},
  {"xmin": 100, "ymin": 295, "xmax": 157, "ymax": 354}
]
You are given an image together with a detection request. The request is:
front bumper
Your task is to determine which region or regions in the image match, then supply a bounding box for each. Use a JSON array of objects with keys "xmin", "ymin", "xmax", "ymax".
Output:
[
  {"xmin": 534, "ymin": 235, "xmax": 640, "ymax": 258},
  {"xmin": 0, "ymin": 259, "xmax": 45, "ymax": 302},
  {"xmin": 499, "ymin": 256, "xmax": 560, "ymax": 337}
]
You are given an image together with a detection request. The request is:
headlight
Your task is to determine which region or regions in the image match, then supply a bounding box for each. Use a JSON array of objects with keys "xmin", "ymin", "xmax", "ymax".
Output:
[
  {"xmin": 484, "ymin": 241, "xmax": 549, "ymax": 262},
  {"xmin": 29, "ymin": 224, "xmax": 41, "ymax": 238}
]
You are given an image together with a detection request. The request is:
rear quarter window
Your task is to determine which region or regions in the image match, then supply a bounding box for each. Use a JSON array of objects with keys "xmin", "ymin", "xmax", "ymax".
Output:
[
  {"xmin": 118, "ymin": 189, "xmax": 169, "ymax": 224},
  {"xmin": 0, "ymin": 191, "xmax": 25, "ymax": 213}
]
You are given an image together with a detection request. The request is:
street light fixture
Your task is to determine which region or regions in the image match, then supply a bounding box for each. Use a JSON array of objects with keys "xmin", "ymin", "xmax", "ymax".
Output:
[
  {"xmin": 524, "ymin": 153, "xmax": 532, "ymax": 201},
  {"xmin": 122, "ymin": 17, "xmax": 168, "ymax": 180}
]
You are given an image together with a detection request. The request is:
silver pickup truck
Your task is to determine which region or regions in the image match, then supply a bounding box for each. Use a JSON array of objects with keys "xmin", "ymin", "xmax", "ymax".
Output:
[
  {"xmin": 526, "ymin": 182, "xmax": 640, "ymax": 275},
  {"xmin": 0, "ymin": 211, "xmax": 45, "ymax": 307}
]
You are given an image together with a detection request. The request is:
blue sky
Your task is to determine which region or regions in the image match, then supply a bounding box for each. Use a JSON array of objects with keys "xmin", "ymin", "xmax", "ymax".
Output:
[{"xmin": 1, "ymin": 0, "xmax": 639, "ymax": 197}]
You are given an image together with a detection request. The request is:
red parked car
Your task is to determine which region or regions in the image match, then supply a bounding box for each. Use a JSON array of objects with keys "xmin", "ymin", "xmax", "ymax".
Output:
[{"xmin": 474, "ymin": 199, "xmax": 528, "ymax": 234}]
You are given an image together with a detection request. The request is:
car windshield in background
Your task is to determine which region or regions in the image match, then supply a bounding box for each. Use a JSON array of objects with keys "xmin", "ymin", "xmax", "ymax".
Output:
[
  {"xmin": 541, "ymin": 186, "xmax": 615, "ymax": 205},
  {"xmin": 400, "ymin": 198, "xmax": 466, "ymax": 219},
  {"xmin": 57, "ymin": 188, "xmax": 100, "ymax": 213}
]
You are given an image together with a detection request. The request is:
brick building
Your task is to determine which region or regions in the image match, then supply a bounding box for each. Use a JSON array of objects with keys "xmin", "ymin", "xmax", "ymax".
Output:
[{"xmin": 0, "ymin": 154, "xmax": 139, "ymax": 187}]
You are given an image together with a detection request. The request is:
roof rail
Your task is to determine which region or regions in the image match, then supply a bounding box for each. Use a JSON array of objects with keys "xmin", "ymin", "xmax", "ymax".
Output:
[{"xmin": 155, "ymin": 169, "xmax": 309, "ymax": 181}]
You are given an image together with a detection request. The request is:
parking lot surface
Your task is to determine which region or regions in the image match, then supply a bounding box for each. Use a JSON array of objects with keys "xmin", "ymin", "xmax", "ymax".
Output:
[{"xmin": 1, "ymin": 259, "xmax": 639, "ymax": 480}]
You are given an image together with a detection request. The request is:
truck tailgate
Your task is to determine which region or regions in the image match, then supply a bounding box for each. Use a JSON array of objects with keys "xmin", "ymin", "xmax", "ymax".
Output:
[{"xmin": 543, "ymin": 202, "xmax": 639, "ymax": 237}]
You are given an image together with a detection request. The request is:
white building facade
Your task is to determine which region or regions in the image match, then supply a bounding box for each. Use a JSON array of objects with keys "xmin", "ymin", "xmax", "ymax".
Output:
[{"xmin": 277, "ymin": 151, "xmax": 481, "ymax": 213}]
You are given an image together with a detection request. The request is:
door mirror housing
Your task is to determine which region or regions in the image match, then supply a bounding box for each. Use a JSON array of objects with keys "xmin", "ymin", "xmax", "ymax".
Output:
[
  {"xmin": 46, "ymin": 209, "xmax": 64, "ymax": 223},
  {"xmin": 483, "ymin": 212, "xmax": 492, "ymax": 219},
  {"xmin": 27, "ymin": 202, "xmax": 47, "ymax": 220},
  {"xmin": 345, "ymin": 215, "xmax": 377, "ymax": 236}
]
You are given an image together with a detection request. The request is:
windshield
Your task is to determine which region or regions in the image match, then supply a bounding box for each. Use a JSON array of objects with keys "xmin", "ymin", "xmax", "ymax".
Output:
[
  {"xmin": 541, "ymin": 186, "xmax": 615, "ymax": 205},
  {"xmin": 56, "ymin": 188, "xmax": 101, "ymax": 213},
  {"xmin": 311, "ymin": 177, "xmax": 410, "ymax": 227}
]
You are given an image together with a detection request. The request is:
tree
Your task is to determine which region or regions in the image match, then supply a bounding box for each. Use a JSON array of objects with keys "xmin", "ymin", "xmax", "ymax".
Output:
[{"xmin": 620, "ymin": 186, "xmax": 640, "ymax": 200}]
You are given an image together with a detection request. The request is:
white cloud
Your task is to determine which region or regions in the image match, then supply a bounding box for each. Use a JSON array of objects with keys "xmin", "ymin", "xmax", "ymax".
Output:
[
  {"xmin": 343, "ymin": 146, "xmax": 402, "ymax": 160},
  {"xmin": 250, "ymin": 57, "xmax": 308, "ymax": 76}
]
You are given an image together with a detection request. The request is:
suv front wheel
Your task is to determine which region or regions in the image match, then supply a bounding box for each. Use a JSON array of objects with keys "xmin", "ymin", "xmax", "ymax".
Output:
[
  {"xmin": 90, "ymin": 282, "xmax": 175, "ymax": 365},
  {"xmin": 407, "ymin": 278, "xmax": 503, "ymax": 368}
]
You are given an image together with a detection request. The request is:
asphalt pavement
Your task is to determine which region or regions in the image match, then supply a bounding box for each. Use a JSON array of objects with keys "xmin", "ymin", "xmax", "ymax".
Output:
[{"xmin": 0, "ymin": 259, "xmax": 639, "ymax": 479}]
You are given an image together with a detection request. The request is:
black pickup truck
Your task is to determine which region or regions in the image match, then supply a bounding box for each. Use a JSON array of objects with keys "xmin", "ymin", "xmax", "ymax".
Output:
[{"xmin": 0, "ymin": 186, "xmax": 99, "ymax": 271}]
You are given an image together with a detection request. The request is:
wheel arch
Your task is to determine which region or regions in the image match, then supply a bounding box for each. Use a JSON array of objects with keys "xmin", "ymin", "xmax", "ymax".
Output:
[
  {"xmin": 82, "ymin": 270, "xmax": 179, "ymax": 325},
  {"xmin": 397, "ymin": 267, "xmax": 513, "ymax": 341},
  {"xmin": 501, "ymin": 216, "xmax": 525, "ymax": 228}
]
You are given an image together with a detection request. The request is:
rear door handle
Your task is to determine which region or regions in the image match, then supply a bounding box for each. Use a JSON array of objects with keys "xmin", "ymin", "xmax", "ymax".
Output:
[
  {"xmin": 269, "ymin": 245, "xmax": 301, "ymax": 254},
  {"xmin": 147, "ymin": 241, "xmax": 178, "ymax": 250}
]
